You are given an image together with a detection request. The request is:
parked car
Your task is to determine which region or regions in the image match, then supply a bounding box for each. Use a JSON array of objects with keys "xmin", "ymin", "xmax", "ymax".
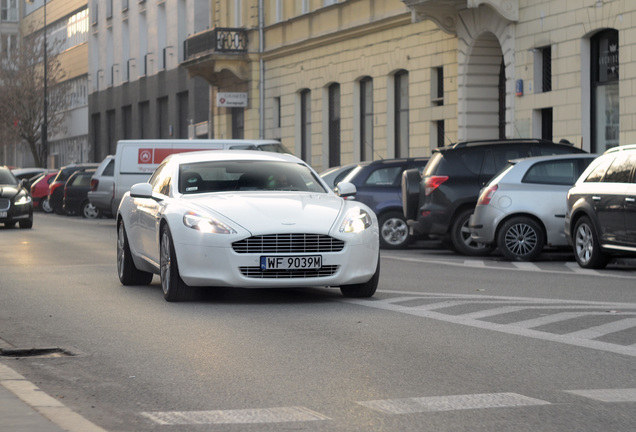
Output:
[
  {"xmin": 11, "ymin": 167, "xmax": 47, "ymax": 183},
  {"xmin": 29, "ymin": 170, "xmax": 58, "ymax": 212},
  {"xmin": 88, "ymin": 155, "xmax": 115, "ymax": 218},
  {"xmin": 117, "ymin": 150, "xmax": 380, "ymax": 302},
  {"xmin": 63, "ymin": 170, "xmax": 101, "ymax": 218},
  {"xmin": 0, "ymin": 166, "xmax": 33, "ymax": 228},
  {"xmin": 319, "ymin": 163, "xmax": 359, "ymax": 189},
  {"xmin": 402, "ymin": 139, "xmax": 586, "ymax": 256},
  {"xmin": 48, "ymin": 163, "xmax": 100, "ymax": 215},
  {"xmin": 337, "ymin": 157, "xmax": 429, "ymax": 249},
  {"xmin": 565, "ymin": 144, "xmax": 636, "ymax": 268},
  {"xmin": 469, "ymin": 154, "xmax": 596, "ymax": 261}
]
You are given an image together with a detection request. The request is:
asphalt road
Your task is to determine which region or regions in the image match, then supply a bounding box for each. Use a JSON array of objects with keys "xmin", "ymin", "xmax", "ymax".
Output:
[{"xmin": 1, "ymin": 213, "xmax": 636, "ymax": 431}]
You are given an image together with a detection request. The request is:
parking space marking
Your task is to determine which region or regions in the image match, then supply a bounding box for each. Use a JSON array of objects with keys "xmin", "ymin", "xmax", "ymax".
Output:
[
  {"xmin": 140, "ymin": 406, "xmax": 330, "ymax": 425},
  {"xmin": 357, "ymin": 393, "xmax": 550, "ymax": 414},
  {"xmin": 565, "ymin": 389, "xmax": 636, "ymax": 403},
  {"xmin": 343, "ymin": 293, "xmax": 636, "ymax": 357}
]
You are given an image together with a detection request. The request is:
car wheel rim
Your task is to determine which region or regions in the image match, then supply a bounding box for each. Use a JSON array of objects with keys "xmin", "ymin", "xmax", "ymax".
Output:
[
  {"xmin": 460, "ymin": 217, "xmax": 488, "ymax": 250},
  {"xmin": 504, "ymin": 223, "xmax": 538, "ymax": 257},
  {"xmin": 42, "ymin": 199, "xmax": 52, "ymax": 213},
  {"xmin": 575, "ymin": 223, "xmax": 593, "ymax": 264},
  {"xmin": 160, "ymin": 231, "xmax": 171, "ymax": 295},
  {"xmin": 84, "ymin": 203, "xmax": 98, "ymax": 218},
  {"xmin": 382, "ymin": 218, "xmax": 408, "ymax": 245},
  {"xmin": 117, "ymin": 224, "xmax": 125, "ymax": 279}
]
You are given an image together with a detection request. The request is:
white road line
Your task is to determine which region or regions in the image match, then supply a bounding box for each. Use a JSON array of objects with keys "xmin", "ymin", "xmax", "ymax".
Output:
[
  {"xmin": 357, "ymin": 393, "xmax": 550, "ymax": 414},
  {"xmin": 512, "ymin": 262, "xmax": 541, "ymax": 271},
  {"xmin": 565, "ymin": 262, "xmax": 604, "ymax": 275},
  {"xmin": 140, "ymin": 406, "xmax": 330, "ymax": 425},
  {"xmin": 344, "ymin": 298, "xmax": 636, "ymax": 357},
  {"xmin": 0, "ymin": 363, "xmax": 108, "ymax": 432},
  {"xmin": 565, "ymin": 389, "xmax": 636, "ymax": 402},
  {"xmin": 461, "ymin": 306, "xmax": 526, "ymax": 319},
  {"xmin": 564, "ymin": 317, "xmax": 636, "ymax": 339}
]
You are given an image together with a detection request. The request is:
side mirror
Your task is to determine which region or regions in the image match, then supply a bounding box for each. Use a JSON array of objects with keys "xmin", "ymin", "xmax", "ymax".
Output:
[
  {"xmin": 335, "ymin": 181, "xmax": 357, "ymax": 199},
  {"xmin": 129, "ymin": 183, "xmax": 154, "ymax": 199}
]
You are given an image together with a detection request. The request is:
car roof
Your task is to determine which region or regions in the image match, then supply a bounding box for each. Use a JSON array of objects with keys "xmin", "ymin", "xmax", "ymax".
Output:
[
  {"xmin": 164, "ymin": 149, "xmax": 305, "ymax": 165},
  {"xmin": 434, "ymin": 138, "xmax": 577, "ymax": 152},
  {"xmin": 603, "ymin": 144, "xmax": 636, "ymax": 154},
  {"xmin": 508, "ymin": 153, "xmax": 597, "ymax": 165}
]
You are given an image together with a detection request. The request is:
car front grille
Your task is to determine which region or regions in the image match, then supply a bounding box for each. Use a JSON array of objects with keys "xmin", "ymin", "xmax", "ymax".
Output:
[
  {"xmin": 239, "ymin": 265, "xmax": 339, "ymax": 279},
  {"xmin": 0, "ymin": 198, "xmax": 10, "ymax": 211},
  {"xmin": 232, "ymin": 234, "xmax": 345, "ymax": 254}
]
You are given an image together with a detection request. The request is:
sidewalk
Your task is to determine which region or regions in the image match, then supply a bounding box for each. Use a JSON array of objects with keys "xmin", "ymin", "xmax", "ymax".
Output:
[{"xmin": 0, "ymin": 362, "xmax": 107, "ymax": 432}]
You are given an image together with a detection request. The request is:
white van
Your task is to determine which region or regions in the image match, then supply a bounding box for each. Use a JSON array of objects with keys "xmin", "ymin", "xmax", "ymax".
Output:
[{"xmin": 111, "ymin": 139, "xmax": 287, "ymax": 215}]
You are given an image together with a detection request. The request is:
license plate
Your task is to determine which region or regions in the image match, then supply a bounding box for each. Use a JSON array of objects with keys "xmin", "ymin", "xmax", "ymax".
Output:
[
  {"xmin": 260, "ymin": 255, "xmax": 322, "ymax": 270},
  {"xmin": 0, "ymin": 212, "xmax": 6, "ymax": 218}
]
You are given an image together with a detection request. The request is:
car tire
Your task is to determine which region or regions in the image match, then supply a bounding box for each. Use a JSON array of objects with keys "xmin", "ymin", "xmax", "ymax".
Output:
[
  {"xmin": 573, "ymin": 216, "xmax": 609, "ymax": 269},
  {"xmin": 378, "ymin": 211, "xmax": 412, "ymax": 249},
  {"xmin": 19, "ymin": 214, "xmax": 33, "ymax": 229},
  {"xmin": 160, "ymin": 224, "xmax": 191, "ymax": 302},
  {"xmin": 497, "ymin": 217, "xmax": 545, "ymax": 261},
  {"xmin": 340, "ymin": 256, "xmax": 380, "ymax": 298},
  {"xmin": 401, "ymin": 168, "xmax": 421, "ymax": 221},
  {"xmin": 450, "ymin": 208, "xmax": 495, "ymax": 256},
  {"xmin": 117, "ymin": 220, "xmax": 154, "ymax": 286},
  {"xmin": 81, "ymin": 200, "xmax": 102, "ymax": 219},
  {"xmin": 41, "ymin": 198, "xmax": 53, "ymax": 213}
]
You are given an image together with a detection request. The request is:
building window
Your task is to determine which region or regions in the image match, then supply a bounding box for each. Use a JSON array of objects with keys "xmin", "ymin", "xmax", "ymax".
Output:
[
  {"xmin": 1, "ymin": 0, "xmax": 18, "ymax": 22},
  {"xmin": 177, "ymin": 92, "xmax": 189, "ymax": 138},
  {"xmin": 328, "ymin": 83, "xmax": 341, "ymax": 167},
  {"xmin": 436, "ymin": 120, "xmax": 445, "ymax": 148},
  {"xmin": 122, "ymin": 105, "xmax": 132, "ymax": 139},
  {"xmin": 541, "ymin": 108, "xmax": 553, "ymax": 141},
  {"xmin": 360, "ymin": 77, "xmax": 373, "ymax": 161},
  {"xmin": 273, "ymin": 97, "xmax": 281, "ymax": 129},
  {"xmin": 431, "ymin": 67, "xmax": 443, "ymax": 106},
  {"xmin": 394, "ymin": 70, "xmax": 409, "ymax": 158},
  {"xmin": 157, "ymin": 97, "xmax": 169, "ymax": 138},
  {"xmin": 592, "ymin": 29, "xmax": 619, "ymax": 152},
  {"xmin": 534, "ymin": 45, "xmax": 552, "ymax": 93},
  {"xmin": 232, "ymin": 108, "xmax": 244, "ymax": 139},
  {"xmin": 300, "ymin": 89, "xmax": 311, "ymax": 162},
  {"xmin": 139, "ymin": 101, "xmax": 149, "ymax": 138}
]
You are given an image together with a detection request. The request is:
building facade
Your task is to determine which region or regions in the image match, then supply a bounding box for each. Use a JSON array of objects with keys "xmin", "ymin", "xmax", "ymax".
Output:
[
  {"xmin": 0, "ymin": 0, "xmax": 20, "ymax": 166},
  {"xmin": 22, "ymin": 0, "xmax": 90, "ymax": 168},
  {"xmin": 88, "ymin": 0, "xmax": 212, "ymax": 163}
]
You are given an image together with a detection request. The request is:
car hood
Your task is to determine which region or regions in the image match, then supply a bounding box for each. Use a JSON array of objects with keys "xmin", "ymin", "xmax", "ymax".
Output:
[
  {"xmin": 186, "ymin": 192, "xmax": 344, "ymax": 235},
  {"xmin": 0, "ymin": 185, "xmax": 20, "ymax": 199}
]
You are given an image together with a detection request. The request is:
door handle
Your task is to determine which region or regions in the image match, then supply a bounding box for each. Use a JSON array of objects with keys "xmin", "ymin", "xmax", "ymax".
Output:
[
  {"xmin": 626, "ymin": 197, "xmax": 636, "ymax": 203},
  {"xmin": 592, "ymin": 196, "xmax": 601, "ymax": 201}
]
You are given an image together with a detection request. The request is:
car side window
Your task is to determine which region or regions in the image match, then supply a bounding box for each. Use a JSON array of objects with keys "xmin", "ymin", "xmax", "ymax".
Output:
[
  {"xmin": 584, "ymin": 156, "xmax": 613, "ymax": 182},
  {"xmin": 149, "ymin": 162, "xmax": 171, "ymax": 196},
  {"xmin": 481, "ymin": 147, "xmax": 532, "ymax": 182},
  {"xmin": 103, "ymin": 159, "xmax": 115, "ymax": 176},
  {"xmin": 602, "ymin": 152, "xmax": 635, "ymax": 183},
  {"xmin": 364, "ymin": 166, "xmax": 402, "ymax": 186},
  {"xmin": 522, "ymin": 160, "xmax": 579, "ymax": 185}
]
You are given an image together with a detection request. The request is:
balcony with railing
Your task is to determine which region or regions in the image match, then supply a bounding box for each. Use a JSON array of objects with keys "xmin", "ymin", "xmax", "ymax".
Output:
[{"xmin": 182, "ymin": 27, "xmax": 249, "ymax": 85}]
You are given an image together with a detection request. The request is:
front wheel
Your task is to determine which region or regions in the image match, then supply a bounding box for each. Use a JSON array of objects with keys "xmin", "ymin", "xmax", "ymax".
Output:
[
  {"xmin": 340, "ymin": 256, "xmax": 379, "ymax": 298},
  {"xmin": 497, "ymin": 217, "xmax": 545, "ymax": 261},
  {"xmin": 378, "ymin": 211, "xmax": 412, "ymax": 249},
  {"xmin": 160, "ymin": 225, "xmax": 191, "ymax": 302},
  {"xmin": 450, "ymin": 208, "xmax": 495, "ymax": 256},
  {"xmin": 117, "ymin": 220, "xmax": 154, "ymax": 285},
  {"xmin": 573, "ymin": 216, "xmax": 609, "ymax": 269},
  {"xmin": 19, "ymin": 214, "xmax": 33, "ymax": 229}
]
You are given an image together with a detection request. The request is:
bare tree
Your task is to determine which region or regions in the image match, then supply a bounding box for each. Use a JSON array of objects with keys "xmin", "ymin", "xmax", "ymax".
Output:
[{"xmin": 0, "ymin": 25, "xmax": 67, "ymax": 168}]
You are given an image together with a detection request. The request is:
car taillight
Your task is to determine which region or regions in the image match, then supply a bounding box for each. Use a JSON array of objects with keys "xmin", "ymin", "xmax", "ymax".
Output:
[
  {"xmin": 424, "ymin": 176, "xmax": 449, "ymax": 196},
  {"xmin": 49, "ymin": 182, "xmax": 63, "ymax": 196},
  {"xmin": 477, "ymin": 185, "xmax": 498, "ymax": 206},
  {"xmin": 90, "ymin": 178, "xmax": 99, "ymax": 191}
]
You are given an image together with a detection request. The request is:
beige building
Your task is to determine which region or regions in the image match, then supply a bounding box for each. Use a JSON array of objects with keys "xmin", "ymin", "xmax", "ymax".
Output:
[
  {"xmin": 22, "ymin": 0, "xmax": 90, "ymax": 167},
  {"xmin": 182, "ymin": 0, "xmax": 631, "ymax": 172}
]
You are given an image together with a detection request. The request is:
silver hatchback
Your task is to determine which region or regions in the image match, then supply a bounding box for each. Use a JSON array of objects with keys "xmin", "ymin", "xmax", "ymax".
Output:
[{"xmin": 469, "ymin": 153, "xmax": 596, "ymax": 261}]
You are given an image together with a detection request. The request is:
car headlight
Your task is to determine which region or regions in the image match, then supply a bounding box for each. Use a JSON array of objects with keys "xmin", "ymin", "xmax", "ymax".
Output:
[
  {"xmin": 339, "ymin": 207, "xmax": 372, "ymax": 233},
  {"xmin": 14, "ymin": 193, "xmax": 32, "ymax": 206},
  {"xmin": 183, "ymin": 211, "xmax": 237, "ymax": 234}
]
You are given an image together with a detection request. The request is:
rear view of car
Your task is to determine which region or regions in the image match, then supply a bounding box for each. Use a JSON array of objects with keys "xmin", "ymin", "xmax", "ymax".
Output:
[
  {"xmin": 30, "ymin": 171, "xmax": 58, "ymax": 212},
  {"xmin": 48, "ymin": 163, "xmax": 100, "ymax": 215},
  {"xmin": 88, "ymin": 155, "xmax": 115, "ymax": 218},
  {"xmin": 63, "ymin": 170, "xmax": 101, "ymax": 218},
  {"xmin": 469, "ymin": 154, "xmax": 596, "ymax": 261}
]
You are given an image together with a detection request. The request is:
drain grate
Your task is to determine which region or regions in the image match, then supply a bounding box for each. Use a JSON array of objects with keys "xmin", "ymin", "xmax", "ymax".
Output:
[{"xmin": 0, "ymin": 347, "xmax": 78, "ymax": 358}]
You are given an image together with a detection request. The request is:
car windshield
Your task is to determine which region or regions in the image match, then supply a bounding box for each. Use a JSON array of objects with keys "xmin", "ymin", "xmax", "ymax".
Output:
[
  {"xmin": 0, "ymin": 169, "xmax": 19, "ymax": 186},
  {"xmin": 178, "ymin": 160, "xmax": 327, "ymax": 194},
  {"xmin": 257, "ymin": 143, "xmax": 292, "ymax": 154}
]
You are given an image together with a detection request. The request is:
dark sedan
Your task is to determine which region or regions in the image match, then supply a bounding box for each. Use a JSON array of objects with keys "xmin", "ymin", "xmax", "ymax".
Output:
[{"xmin": 0, "ymin": 166, "xmax": 33, "ymax": 228}]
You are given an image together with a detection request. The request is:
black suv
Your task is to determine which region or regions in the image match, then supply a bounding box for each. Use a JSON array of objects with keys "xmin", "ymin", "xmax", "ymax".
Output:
[
  {"xmin": 402, "ymin": 139, "xmax": 585, "ymax": 255},
  {"xmin": 48, "ymin": 163, "xmax": 100, "ymax": 215},
  {"xmin": 338, "ymin": 157, "xmax": 429, "ymax": 249},
  {"xmin": 565, "ymin": 144, "xmax": 636, "ymax": 268}
]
